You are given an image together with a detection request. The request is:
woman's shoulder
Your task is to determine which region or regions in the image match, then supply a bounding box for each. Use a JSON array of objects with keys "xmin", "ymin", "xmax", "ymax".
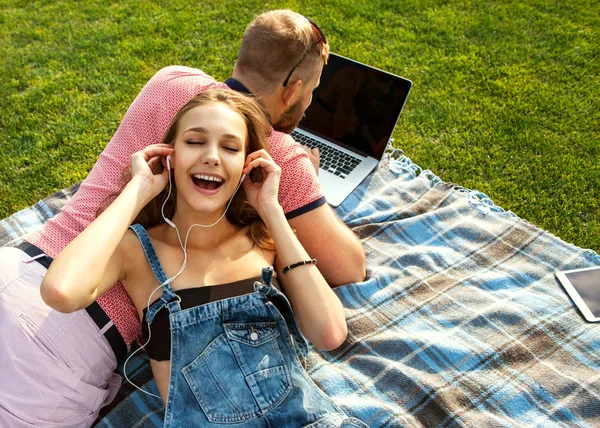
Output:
[
  {"xmin": 119, "ymin": 227, "xmax": 167, "ymax": 292},
  {"xmin": 233, "ymin": 227, "xmax": 276, "ymax": 261},
  {"xmin": 118, "ymin": 227, "xmax": 148, "ymax": 266},
  {"xmin": 119, "ymin": 224, "xmax": 169, "ymax": 270}
]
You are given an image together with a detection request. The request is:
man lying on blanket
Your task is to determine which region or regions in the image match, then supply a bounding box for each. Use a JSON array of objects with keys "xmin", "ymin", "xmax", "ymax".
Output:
[{"xmin": 0, "ymin": 9, "xmax": 365, "ymax": 427}]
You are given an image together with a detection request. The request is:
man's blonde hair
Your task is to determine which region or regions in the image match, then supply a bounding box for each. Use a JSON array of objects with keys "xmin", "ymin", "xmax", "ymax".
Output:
[{"xmin": 236, "ymin": 10, "xmax": 330, "ymax": 93}]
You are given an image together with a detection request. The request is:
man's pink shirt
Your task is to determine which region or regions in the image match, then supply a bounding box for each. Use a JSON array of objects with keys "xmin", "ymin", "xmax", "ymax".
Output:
[{"xmin": 29, "ymin": 66, "xmax": 324, "ymax": 345}]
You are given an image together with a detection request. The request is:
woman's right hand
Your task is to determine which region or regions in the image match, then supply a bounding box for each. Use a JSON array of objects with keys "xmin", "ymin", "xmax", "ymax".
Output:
[{"xmin": 129, "ymin": 144, "xmax": 174, "ymax": 202}]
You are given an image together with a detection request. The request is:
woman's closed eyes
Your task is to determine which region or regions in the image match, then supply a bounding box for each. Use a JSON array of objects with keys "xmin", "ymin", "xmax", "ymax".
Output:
[{"xmin": 185, "ymin": 140, "xmax": 240, "ymax": 153}]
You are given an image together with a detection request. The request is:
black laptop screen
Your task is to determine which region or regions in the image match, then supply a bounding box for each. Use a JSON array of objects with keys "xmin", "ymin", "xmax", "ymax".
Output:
[{"xmin": 299, "ymin": 53, "xmax": 412, "ymax": 159}]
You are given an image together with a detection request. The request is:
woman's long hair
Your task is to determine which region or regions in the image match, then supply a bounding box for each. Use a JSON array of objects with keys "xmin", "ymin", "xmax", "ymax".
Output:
[{"xmin": 134, "ymin": 88, "xmax": 275, "ymax": 251}]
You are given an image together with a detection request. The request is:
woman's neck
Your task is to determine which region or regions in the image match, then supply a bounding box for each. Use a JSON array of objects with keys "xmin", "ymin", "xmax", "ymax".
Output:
[{"xmin": 162, "ymin": 210, "xmax": 240, "ymax": 250}]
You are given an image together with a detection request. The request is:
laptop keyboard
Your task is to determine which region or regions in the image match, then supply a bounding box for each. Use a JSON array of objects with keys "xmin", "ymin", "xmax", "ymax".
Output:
[{"xmin": 291, "ymin": 131, "xmax": 361, "ymax": 179}]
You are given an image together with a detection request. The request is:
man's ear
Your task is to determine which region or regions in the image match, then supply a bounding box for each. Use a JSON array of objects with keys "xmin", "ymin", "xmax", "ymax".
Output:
[{"xmin": 281, "ymin": 79, "xmax": 303, "ymax": 107}]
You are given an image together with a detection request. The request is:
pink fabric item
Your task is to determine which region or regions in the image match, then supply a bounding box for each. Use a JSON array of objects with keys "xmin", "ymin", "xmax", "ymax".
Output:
[
  {"xmin": 27, "ymin": 66, "xmax": 323, "ymax": 346},
  {"xmin": 0, "ymin": 248, "xmax": 121, "ymax": 427}
]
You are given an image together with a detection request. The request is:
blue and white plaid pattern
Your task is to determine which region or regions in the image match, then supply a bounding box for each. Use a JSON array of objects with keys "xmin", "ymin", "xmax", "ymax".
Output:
[
  {"xmin": 2, "ymin": 150, "xmax": 599, "ymax": 427},
  {"xmin": 0, "ymin": 183, "xmax": 79, "ymax": 248}
]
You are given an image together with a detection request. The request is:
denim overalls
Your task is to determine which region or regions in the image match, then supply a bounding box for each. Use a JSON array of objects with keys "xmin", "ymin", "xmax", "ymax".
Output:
[{"xmin": 130, "ymin": 225, "xmax": 367, "ymax": 427}]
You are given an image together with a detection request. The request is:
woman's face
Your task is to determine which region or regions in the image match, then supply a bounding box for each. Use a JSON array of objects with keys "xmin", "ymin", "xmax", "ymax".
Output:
[{"xmin": 171, "ymin": 102, "xmax": 248, "ymax": 215}]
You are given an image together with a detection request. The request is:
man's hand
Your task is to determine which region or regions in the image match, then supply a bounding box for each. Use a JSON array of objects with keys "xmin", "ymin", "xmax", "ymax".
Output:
[{"xmin": 302, "ymin": 146, "xmax": 320, "ymax": 175}]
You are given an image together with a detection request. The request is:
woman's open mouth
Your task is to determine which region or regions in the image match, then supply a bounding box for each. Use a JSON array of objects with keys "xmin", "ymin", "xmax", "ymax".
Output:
[{"xmin": 192, "ymin": 174, "xmax": 225, "ymax": 193}]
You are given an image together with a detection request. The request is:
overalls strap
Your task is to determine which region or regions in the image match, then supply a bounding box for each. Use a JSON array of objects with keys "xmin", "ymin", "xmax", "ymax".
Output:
[{"xmin": 129, "ymin": 224, "xmax": 182, "ymax": 322}]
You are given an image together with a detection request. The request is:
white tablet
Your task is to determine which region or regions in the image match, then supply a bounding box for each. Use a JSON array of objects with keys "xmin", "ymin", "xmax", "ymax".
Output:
[{"xmin": 555, "ymin": 266, "xmax": 600, "ymax": 322}]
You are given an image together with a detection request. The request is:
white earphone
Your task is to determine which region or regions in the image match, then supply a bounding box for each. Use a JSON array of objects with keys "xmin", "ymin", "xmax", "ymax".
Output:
[{"xmin": 163, "ymin": 155, "xmax": 176, "ymax": 228}]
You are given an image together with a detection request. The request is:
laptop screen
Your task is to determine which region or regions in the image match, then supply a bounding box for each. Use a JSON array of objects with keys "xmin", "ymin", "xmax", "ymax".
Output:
[{"xmin": 298, "ymin": 53, "xmax": 412, "ymax": 159}]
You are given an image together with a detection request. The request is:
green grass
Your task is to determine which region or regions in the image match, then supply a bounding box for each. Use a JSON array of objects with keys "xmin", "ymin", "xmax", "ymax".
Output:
[{"xmin": 1, "ymin": 0, "xmax": 598, "ymax": 251}]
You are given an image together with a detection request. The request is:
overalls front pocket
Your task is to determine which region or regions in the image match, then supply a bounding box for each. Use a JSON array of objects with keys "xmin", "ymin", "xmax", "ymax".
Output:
[{"xmin": 182, "ymin": 321, "xmax": 292, "ymax": 423}]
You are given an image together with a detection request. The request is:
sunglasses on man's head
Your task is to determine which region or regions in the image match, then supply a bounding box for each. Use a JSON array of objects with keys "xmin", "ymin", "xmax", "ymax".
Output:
[{"xmin": 282, "ymin": 18, "xmax": 327, "ymax": 87}]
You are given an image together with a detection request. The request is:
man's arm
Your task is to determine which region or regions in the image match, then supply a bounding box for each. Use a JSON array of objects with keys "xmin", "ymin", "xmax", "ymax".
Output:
[
  {"xmin": 288, "ymin": 203, "xmax": 366, "ymax": 287},
  {"xmin": 30, "ymin": 66, "xmax": 219, "ymax": 258},
  {"xmin": 270, "ymin": 132, "xmax": 366, "ymax": 287}
]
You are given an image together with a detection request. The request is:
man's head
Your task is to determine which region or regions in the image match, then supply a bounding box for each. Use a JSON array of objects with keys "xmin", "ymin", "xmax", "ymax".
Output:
[{"xmin": 233, "ymin": 10, "xmax": 330, "ymax": 133}]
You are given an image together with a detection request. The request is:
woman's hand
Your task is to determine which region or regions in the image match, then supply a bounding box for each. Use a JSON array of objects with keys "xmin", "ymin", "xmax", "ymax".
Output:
[
  {"xmin": 242, "ymin": 150, "xmax": 282, "ymax": 218},
  {"xmin": 129, "ymin": 144, "xmax": 174, "ymax": 202}
]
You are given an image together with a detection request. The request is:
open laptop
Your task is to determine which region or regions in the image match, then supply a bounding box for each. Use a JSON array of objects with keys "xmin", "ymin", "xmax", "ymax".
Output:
[{"xmin": 292, "ymin": 53, "xmax": 412, "ymax": 206}]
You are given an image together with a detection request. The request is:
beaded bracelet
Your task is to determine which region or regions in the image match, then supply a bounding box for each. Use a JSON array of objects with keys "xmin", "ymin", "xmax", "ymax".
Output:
[{"xmin": 281, "ymin": 258, "xmax": 318, "ymax": 275}]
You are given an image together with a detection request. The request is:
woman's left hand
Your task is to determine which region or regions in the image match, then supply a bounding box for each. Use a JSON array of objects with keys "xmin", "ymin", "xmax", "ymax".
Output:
[{"xmin": 242, "ymin": 150, "xmax": 281, "ymax": 217}]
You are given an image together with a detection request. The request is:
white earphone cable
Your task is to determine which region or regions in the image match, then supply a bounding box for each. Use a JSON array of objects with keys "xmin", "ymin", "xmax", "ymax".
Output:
[{"xmin": 124, "ymin": 162, "xmax": 245, "ymax": 398}]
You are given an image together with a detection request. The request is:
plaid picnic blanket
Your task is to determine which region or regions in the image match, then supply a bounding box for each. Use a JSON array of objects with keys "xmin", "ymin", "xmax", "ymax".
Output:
[{"xmin": 2, "ymin": 149, "xmax": 599, "ymax": 427}]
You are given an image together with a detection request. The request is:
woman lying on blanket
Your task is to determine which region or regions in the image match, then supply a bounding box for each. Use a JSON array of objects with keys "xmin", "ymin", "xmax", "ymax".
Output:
[{"xmin": 37, "ymin": 89, "xmax": 365, "ymax": 427}]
